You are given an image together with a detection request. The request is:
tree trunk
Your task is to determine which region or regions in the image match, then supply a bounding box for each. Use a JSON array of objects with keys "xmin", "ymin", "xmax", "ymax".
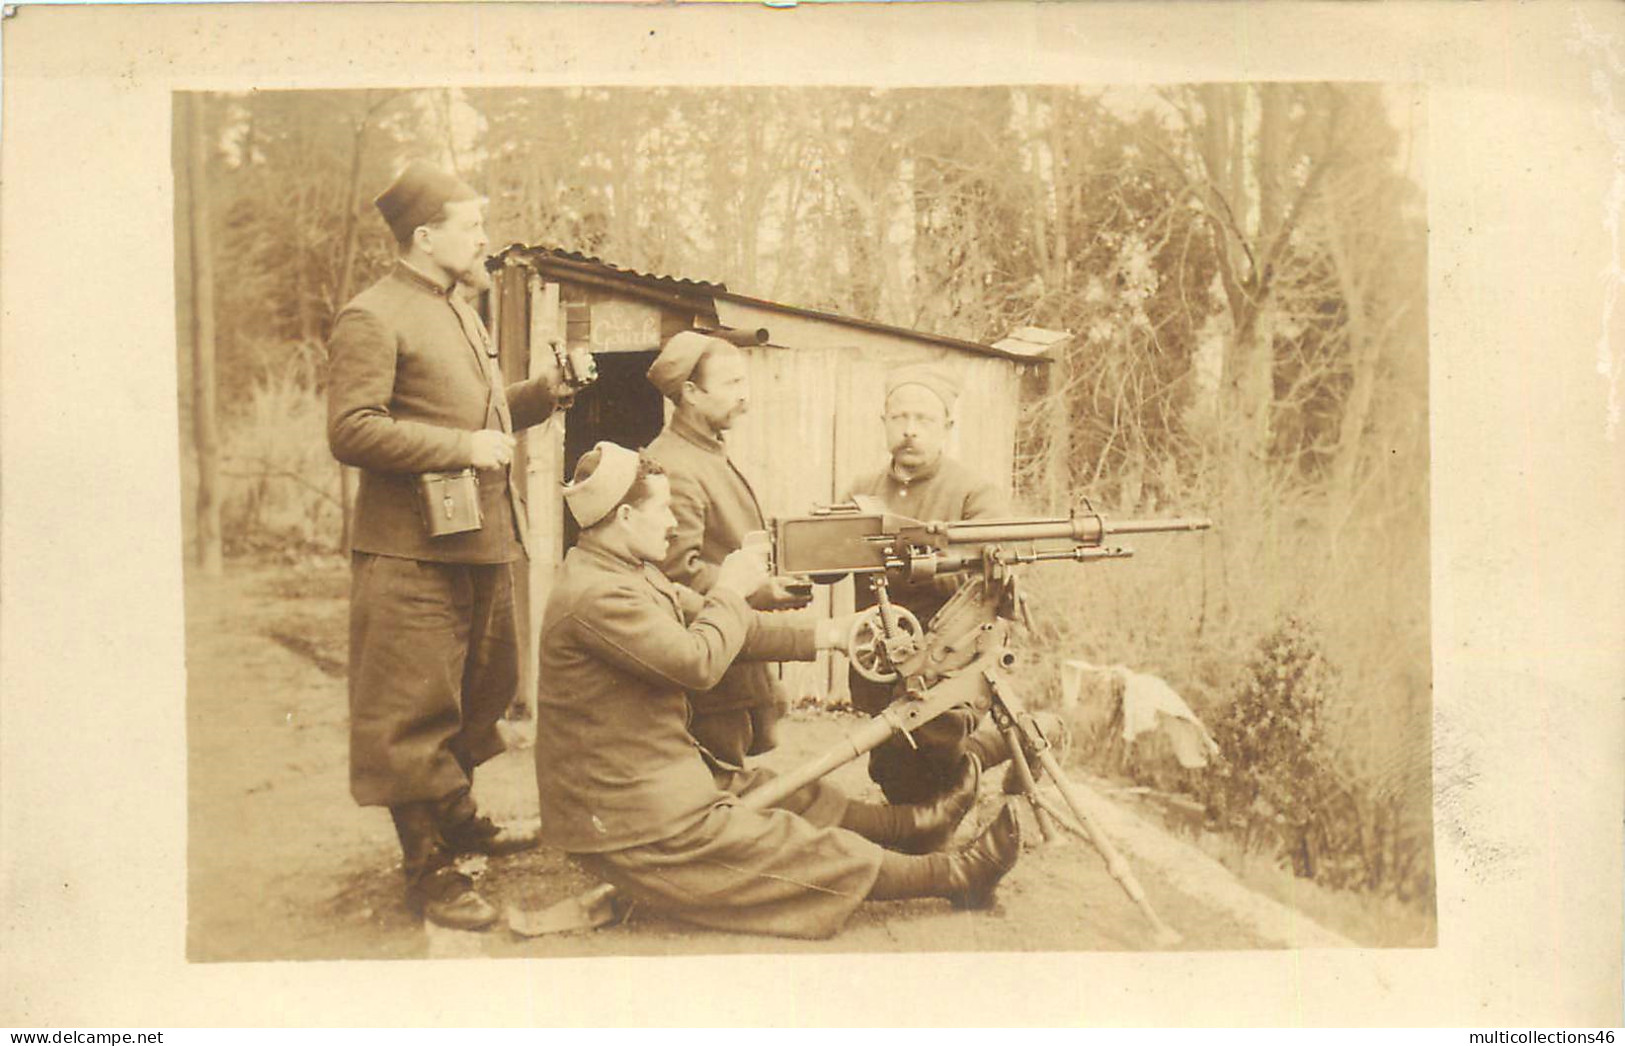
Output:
[
  {"xmin": 186, "ymin": 93, "xmax": 224, "ymax": 576},
  {"xmin": 333, "ymin": 112, "xmax": 368, "ymax": 320},
  {"xmin": 332, "ymin": 100, "xmax": 376, "ymax": 550},
  {"xmin": 1043, "ymin": 343, "xmax": 1075, "ymax": 512},
  {"xmin": 1325, "ymin": 281, "xmax": 1378, "ymax": 548}
]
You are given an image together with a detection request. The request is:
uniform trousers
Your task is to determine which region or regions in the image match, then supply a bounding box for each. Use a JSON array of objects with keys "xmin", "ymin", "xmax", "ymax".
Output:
[
  {"xmin": 574, "ymin": 767, "xmax": 885, "ymax": 940},
  {"xmin": 348, "ymin": 552, "xmax": 519, "ymax": 808},
  {"xmin": 849, "ymin": 673, "xmax": 982, "ymax": 805}
]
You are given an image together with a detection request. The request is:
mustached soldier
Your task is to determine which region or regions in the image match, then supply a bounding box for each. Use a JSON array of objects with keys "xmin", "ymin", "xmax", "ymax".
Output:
[
  {"xmin": 532, "ymin": 442, "xmax": 1021, "ymax": 938},
  {"xmin": 643, "ymin": 331, "xmax": 812, "ymax": 766},
  {"xmin": 843, "ymin": 364, "xmax": 1066, "ymax": 807}
]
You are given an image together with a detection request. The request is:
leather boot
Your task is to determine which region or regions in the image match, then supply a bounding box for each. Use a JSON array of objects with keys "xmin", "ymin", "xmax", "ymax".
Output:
[
  {"xmin": 866, "ymin": 802, "xmax": 1022, "ymax": 908},
  {"xmin": 411, "ymin": 866, "xmax": 499, "ymax": 931},
  {"xmin": 443, "ymin": 815, "xmax": 540, "ymax": 857},
  {"xmin": 435, "ymin": 788, "xmax": 540, "ymax": 858},
  {"xmin": 943, "ymin": 803, "xmax": 1022, "ymax": 909},
  {"xmin": 841, "ymin": 754, "xmax": 982, "ymax": 854},
  {"xmin": 391, "ymin": 804, "xmax": 498, "ymax": 931}
]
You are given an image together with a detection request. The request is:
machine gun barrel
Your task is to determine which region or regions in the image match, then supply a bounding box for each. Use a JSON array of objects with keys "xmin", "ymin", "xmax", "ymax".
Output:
[
  {"xmin": 770, "ymin": 503, "xmax": 1212, "ymax": 580},
  {"xmin": 926, "ymin": 515, "xmax": 1212, "ymax": 547}
]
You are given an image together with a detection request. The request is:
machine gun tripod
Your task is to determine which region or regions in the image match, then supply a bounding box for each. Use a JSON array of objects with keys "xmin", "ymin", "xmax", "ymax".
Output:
[{"xmin": 510, "ymin": 502, "xmax": 1211, "ymax": 943}]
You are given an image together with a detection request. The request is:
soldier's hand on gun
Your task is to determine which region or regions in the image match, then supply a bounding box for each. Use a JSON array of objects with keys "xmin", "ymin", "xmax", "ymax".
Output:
[
  {"xmin": 470, "ymin": 429, "xmax": 517, "ymax": 469},
  {"xmin": 715, "ymin": 546, "xmax": 771, "ymax": 601},
  {"xmin": 747, "ymin": 575, "xmax": 816, "ymax": 611}
]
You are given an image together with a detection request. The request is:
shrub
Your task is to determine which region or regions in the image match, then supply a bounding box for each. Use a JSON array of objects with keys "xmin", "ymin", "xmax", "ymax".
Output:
[
  {"xmin": 217, "ymin": 342, "xmax": 344, "ymax": 557},
  {"xmin": 1202, "ymin": 616, "xmax": 1384, "ymax": 891}
]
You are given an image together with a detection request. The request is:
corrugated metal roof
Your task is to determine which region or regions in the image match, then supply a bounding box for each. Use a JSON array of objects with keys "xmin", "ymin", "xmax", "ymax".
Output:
[
  {"xmin": 490, "ymin": 243, "xmax": 1049, "ymax": 364},
  {"xmin": 716, "ymin": 292, "xmax": 1047, "ymax": 364},
  {"xmin": 991, "ymin": 326, "xmax": 1073, "ymax": 358},
  {"xmin": 490, "ymin": 243, "xmax": 727, "ymax": 296}
]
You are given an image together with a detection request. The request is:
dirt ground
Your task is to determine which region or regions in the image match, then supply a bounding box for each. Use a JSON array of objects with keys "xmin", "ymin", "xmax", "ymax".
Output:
[{"xmin": 186, "ymin": 558, "xmax": 1350, "ymax": 962}]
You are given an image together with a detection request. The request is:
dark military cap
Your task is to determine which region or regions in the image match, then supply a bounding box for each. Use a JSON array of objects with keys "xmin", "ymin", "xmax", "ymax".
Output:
[{"xmin": 374, "ymin": 160, "xmax": 479, "ymax": 242}]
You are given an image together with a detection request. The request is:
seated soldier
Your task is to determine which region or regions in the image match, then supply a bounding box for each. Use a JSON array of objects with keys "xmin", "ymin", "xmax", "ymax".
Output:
[
  {"xmin": 532, "ymin": 441, "xmax": 1021, "ymax": 939},
  {"xmin": 843, "ymin": 363, "xmax": 1067, "ymax": 809}
]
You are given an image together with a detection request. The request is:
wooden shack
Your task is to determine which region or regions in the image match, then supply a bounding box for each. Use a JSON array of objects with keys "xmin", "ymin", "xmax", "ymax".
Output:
[{"xmin": 486, "ymin": 244, "xmax": 1052, "ymax": 706}]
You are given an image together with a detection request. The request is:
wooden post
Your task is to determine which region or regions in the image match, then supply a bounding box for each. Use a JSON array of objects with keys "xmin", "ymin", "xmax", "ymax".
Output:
[
  {"xmin": 185, "ymin": 93, "xmax": 224, "ymax": 576},
  {"xmin": 528, "ymin": 277, "xmax": 567, "ymax": 718},
  {"xmin": 491, "ymin": 267, "xmax": 536, "ymax": 728}
]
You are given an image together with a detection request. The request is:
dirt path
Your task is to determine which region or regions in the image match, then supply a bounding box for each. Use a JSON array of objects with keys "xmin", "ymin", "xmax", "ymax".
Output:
[{"xmin": 185, "ymin": 559, "xmax": 1348, "ymax": 962}]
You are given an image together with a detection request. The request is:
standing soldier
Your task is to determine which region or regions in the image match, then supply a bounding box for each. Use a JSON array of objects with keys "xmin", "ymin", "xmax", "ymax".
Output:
[
  {"xmin": 327, "ymin": 160, "xmax": 566, "ymax": 930},
  {"xmin": 643, "ymin": 331, "xmax": 812, "ymax": 766},
  {"xmin": 843, "ymin": 364, "xmax": 1063, "ymax": 810}
]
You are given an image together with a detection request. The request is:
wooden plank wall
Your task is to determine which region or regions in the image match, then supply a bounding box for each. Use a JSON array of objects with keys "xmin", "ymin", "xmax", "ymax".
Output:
[
  {"xmin": 525, "ymin": 274, "xmax": 567, "ymax": 708},
  {"xmin": 503, "ymin": 277, "xmax": 1028, "ymax": 707},
  {"xmin": 729, "ymin": 341, "xmax": 1023, "ymax": 702},
  {"xmin": 829, "ymin": 347, "xmax": 1019, "ymax": 503},
  {"xmin": 729, "ymin": 344, "xmax": 842, "ymax": 700},
  {"xmin": 817, "ymin": 345, "xmax": 1022, "ymax": 702},
  {"xmin": 492, "ymin": 268, "xmax": 568, "ymax": 727}
]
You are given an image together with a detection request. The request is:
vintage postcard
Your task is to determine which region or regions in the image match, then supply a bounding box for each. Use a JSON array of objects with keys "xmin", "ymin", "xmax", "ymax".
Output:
[{"xmin": 1, "ymin": 0, "xmax": 1620, "ymax": 1028}]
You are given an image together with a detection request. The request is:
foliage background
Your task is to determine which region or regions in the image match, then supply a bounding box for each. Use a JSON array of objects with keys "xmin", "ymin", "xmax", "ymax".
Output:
[{"xmin": 175, "ymin": 84, "xmax": 1431, "ymax": 910}]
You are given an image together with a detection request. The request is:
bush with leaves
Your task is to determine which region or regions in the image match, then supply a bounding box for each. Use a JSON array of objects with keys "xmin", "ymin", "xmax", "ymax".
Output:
[{"xmin": 1201, "ymin": 616, "xmax": 1371, "ymax": 886}]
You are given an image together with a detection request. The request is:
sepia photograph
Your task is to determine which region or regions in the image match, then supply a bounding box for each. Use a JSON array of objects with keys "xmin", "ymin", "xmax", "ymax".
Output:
[{"xmin": 176, "ymin": 83, "xmax": 1432, "ymax": 961}]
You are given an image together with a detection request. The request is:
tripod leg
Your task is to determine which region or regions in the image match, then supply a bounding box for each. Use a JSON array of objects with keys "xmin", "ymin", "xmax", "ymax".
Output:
[{"xmin": 1031, "ymin": 745, "xmax": 1182, "ymax": 946}]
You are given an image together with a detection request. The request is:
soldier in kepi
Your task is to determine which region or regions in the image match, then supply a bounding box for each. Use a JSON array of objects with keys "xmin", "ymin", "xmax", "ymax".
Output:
[
  {"xmin": 643, "ymin": 331, "xmax": 813, "ymax": 767},
  {"xmin": 532, "ymin": 441, "xmax": 1021, "ymax": 939},
  {"xmin": 326, "ymin": 161, "xmax": 568, "ymax": 930},
  {"xmin": 843, "ymin": 363, "xmax": 1066, "ymax": 809}
]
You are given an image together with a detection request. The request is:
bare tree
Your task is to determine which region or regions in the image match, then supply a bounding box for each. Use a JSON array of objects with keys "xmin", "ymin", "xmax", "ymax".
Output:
[{"xmin": 1154, "ymin": 85, "xmax": 1348, "ymax": 502}]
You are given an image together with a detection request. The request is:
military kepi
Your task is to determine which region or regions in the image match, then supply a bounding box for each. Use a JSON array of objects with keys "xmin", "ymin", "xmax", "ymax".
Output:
[
  {"xmin": 563, "ymin": 441, "xmax": 644, "ymax": 528},
  {"xmin": 885, "ymin": 363, "xmax": 961, "ymax": 415},
  {"xmin": 375, "ymin": 160, "xmax": 480, "ymax": 243},
  {"xmin": 647, "ymin": 330, "xmax": 731, "ymax": 397}
]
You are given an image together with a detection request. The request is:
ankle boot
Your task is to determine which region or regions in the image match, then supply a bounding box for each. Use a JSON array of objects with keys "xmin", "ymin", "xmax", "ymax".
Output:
[
  {"xmin": 442, "ymin": 814, "xmax": 541, "ymax": 858},
  {"xmin": 841, "ymin": 754, "xmax": 982, "ymax": 854},
  {"xmin": 391, "ymin": 804, "xmax": 498, "ymax": 931},
  {"xmin": 411, "ymin": 866, "xmax": 499, "ymax": 931},
  {"xmin": 433, "ymin": 787, "xmax": 539, "ymax": 859},
  {"xmin": 943, "ymin": 803, "xmax": 1022, "ymax": 909}
]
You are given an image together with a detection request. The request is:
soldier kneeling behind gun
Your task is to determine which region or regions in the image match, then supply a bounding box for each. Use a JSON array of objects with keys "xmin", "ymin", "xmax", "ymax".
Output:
[{"xmin": 531, "ymin": 442, "xmax": 1020, "ymax": 939}]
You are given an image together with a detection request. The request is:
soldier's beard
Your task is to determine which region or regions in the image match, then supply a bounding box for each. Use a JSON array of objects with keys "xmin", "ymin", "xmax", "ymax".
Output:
[{"xmin": 457, "ymin": 259, "xmax": 493, "ymax": 293}]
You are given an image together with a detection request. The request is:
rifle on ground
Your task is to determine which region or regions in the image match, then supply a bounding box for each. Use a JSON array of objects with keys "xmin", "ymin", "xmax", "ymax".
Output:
[{"xmin": 509, "ymin": 500, "xmax": 1212, "ymax": 943}]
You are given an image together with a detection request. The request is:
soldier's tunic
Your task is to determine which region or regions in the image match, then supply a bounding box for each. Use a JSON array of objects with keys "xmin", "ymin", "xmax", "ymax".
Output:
[
  {"xmin": 535, "ymin": 541, "xmax": 883, "ymax": 939},
  {"xmin": 644, "ymin": 413, "xmax": 788, "ymax": 764},
  {"xmin": 327, "ymin": 261, "xmax": 560, "ymax": 807},
  {"xmin": 841, "ymin": 454, "xmax": 1009, "ymax": 803}
]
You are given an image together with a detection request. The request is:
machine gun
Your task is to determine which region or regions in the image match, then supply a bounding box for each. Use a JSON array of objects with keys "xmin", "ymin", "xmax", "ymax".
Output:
[
  {"xmin": 510, "ymin": 502, "xmax": 1212, "ymax": 944},
  {"xmin": 771, "ymin": 498, "xmax": 1212, "ymax": 686}
]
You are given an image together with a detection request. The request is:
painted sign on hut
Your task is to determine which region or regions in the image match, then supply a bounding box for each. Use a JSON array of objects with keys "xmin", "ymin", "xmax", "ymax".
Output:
[{"xmin": 487, "ymin": 244, "xmax": 1054, "ymax": 705}]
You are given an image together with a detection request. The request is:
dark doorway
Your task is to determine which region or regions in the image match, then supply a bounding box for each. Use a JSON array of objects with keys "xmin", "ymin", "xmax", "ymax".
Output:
[{"xmin": 562, "ymin": 349, "xmax": 664, "ymax": 548}]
